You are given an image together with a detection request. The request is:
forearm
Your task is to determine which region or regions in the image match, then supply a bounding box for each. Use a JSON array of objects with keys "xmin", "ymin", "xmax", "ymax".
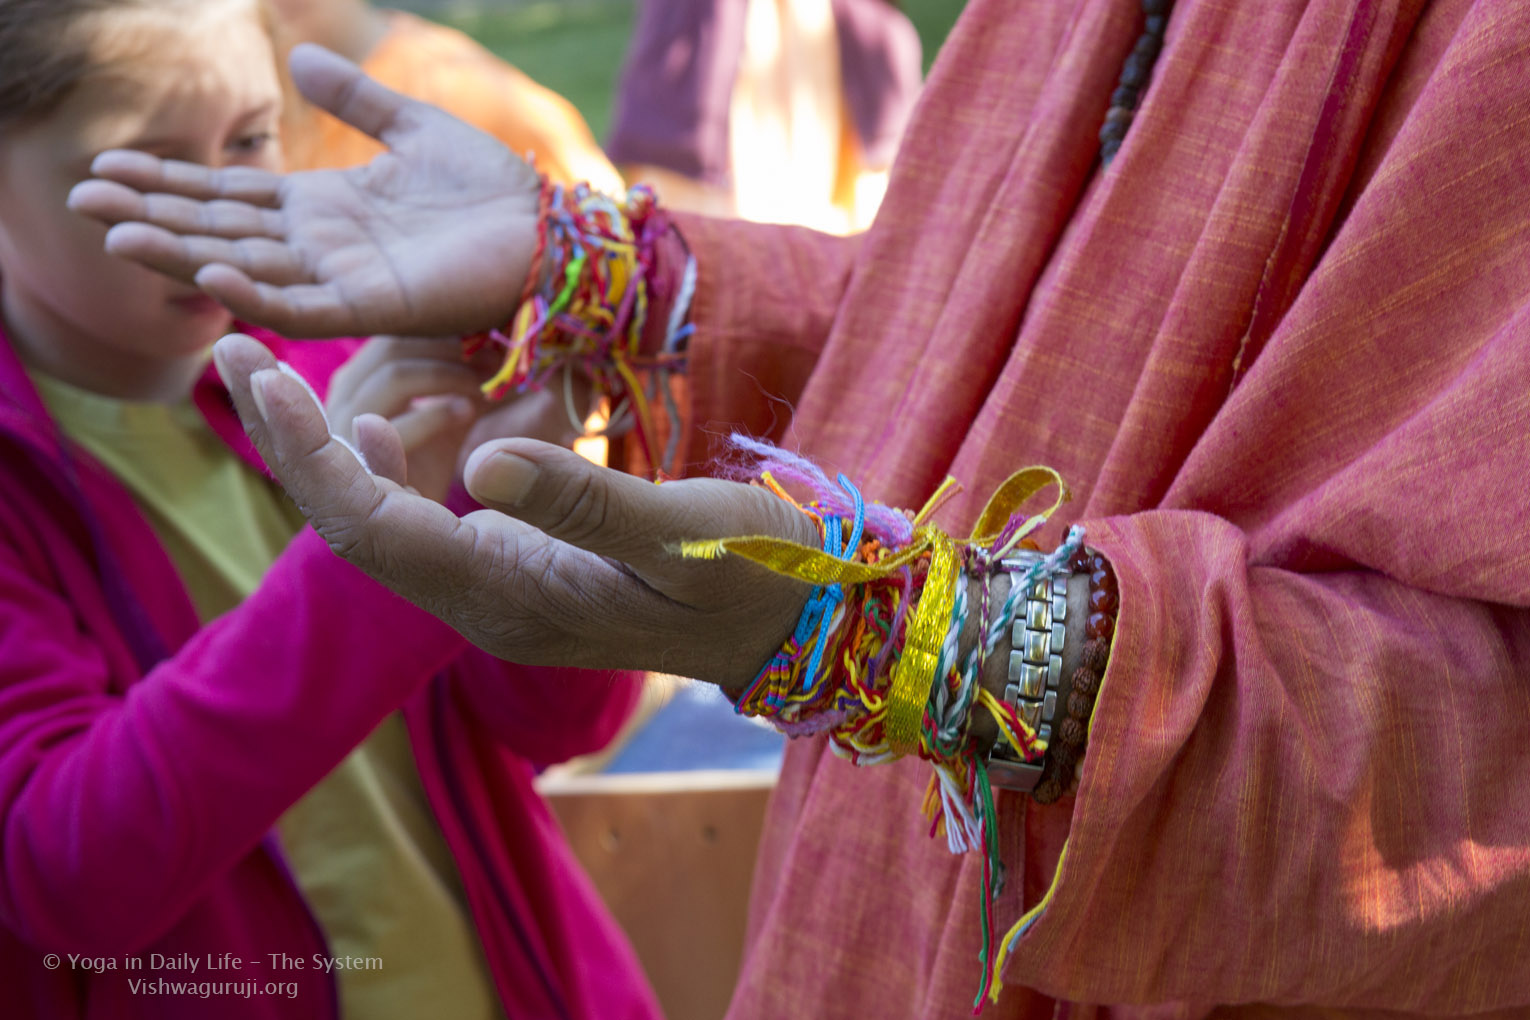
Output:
[
  {"xmin": 450, "ymin": 658, "xmax": 644, "ymax": 766},
  {"xmin": 717, "ymin": 469, "xmax": 1530, "ymax": 1006},
  {"xmin": 634, "ymin": 212, "xmax": 861, "ymax": 472},
  {"xmin": 681, "ymin": 213, "xmax": 858, "ymax": 419},
  {"xmin": 1004, "ymin": 510, "xmax": 1530, "ymax": 1008}
]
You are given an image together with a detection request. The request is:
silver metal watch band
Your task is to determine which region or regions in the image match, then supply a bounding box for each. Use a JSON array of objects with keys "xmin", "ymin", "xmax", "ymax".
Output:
[{"xmin": 987, "ymin": 552, "xmax": 1068, "ymax": 792}]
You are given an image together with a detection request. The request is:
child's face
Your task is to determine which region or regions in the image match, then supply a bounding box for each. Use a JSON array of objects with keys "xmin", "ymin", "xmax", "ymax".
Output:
[
  {"xmin": 266, "ymin": 0, "xmax": 318, "ymax": 19},
  {"xmin": 0, "ymin": 2, "xmax": 283, "ymax": 376}
]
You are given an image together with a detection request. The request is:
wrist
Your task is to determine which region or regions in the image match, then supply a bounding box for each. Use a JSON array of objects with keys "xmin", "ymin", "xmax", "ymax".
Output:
[
  {"xmin": 486, "ymin": 206, "xmax": 543, "ymax": 329},
  {"xmin": 473, "ymin": 177, "xmax": 690, "ymax": 474},
  {"xmin": 638, "ymin": 215, "xmax": 694, "ymax": 359},
  {"xmin": 964, "ymin": 567, "xmax": 1089, "ymax": 757}
]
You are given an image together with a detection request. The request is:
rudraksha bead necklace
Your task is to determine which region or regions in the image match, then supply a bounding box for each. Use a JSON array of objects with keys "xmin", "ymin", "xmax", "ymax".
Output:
[{"xmin": 1099, "ymin": 0, "xmax": 1176, "ymax": 166}]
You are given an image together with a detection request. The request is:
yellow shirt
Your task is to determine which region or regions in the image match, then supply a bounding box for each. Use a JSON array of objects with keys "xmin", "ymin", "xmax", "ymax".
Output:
[{"xmin": 31, "ymin": 370, "xmax": 503, "ymax": 1020}]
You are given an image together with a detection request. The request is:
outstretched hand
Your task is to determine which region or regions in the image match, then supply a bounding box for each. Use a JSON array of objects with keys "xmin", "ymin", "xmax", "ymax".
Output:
[
  {"xmin": 212, "ymin": 333, "xmax": 815, "ymax": 688},
  {"xmin": 68, "ymin": 45, "xmax": 540, "ymax": 339}
]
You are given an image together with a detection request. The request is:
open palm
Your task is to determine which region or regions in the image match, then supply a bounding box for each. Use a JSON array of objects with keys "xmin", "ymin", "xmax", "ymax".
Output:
[
  {"xmin": 68, "ymin": 44, "xmax": 541, "ymax": 339},
  {"xmin": 211, "ymin": 333, "xmax": 815, "ymax": 688}
]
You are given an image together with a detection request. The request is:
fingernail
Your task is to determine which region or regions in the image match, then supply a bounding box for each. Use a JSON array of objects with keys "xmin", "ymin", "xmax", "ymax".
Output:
[
  {"xmin": 448, "ymin": 396, "xmax": 475, "ymax": 422},
  {"xmin": 250, "ymin": 369, "xmax": 279, "ymax": 420},
  {"xmin": 472, "ymin": 451, "xmax": 539, "ymax": 507},
  {"xmin": 276, "ymin": 360, "xmax": 330, "ymax": 429},
  {"xmin": 212, "ymin": 334, "xmax": 241, "ymax": 378}
]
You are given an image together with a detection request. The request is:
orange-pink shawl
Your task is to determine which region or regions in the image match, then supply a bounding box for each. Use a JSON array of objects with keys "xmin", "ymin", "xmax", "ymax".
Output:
[{"xmin": 671, "ymin": 0, "xmax": 1530, "ymax": 1015}]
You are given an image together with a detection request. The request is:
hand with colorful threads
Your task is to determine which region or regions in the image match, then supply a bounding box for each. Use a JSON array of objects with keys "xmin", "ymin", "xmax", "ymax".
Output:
[
  {"xmin": 213, "ymin": 332, "xmax": 819, "ymax": 688},
  {"xmin": 67, "ymin": 44, "xmax": 540, "ymax": 340}
]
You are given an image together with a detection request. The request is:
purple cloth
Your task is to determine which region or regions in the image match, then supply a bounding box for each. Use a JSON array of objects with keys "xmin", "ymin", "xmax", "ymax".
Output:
[
  {"xmin": 607, "ymin": 0, "xmax": 922, "ymax": 184},
  {"xmin": 830, "ymin": 0, "xmax": 923, "ymax": 166}
]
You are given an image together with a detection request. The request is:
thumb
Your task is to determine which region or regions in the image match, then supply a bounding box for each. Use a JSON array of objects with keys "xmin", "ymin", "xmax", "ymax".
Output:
[
  {"xmin": 288, "ymin": 43, "xmax": 416, "ymax": 145},
  {"xmin": 464, "ymin": 439, "xmax": 815, "ymax": 572}
]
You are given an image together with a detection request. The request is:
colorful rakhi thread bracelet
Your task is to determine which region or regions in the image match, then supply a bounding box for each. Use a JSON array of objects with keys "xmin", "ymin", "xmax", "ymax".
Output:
[
  {"xmin": 728, "ymin": 471, "xmax": 909, "ymax": 733},
  {"xmin": 683, "ymin": 437, "xmax": 1079, "ymax": 1011},
  {"xmin": 465, "ymin": 172, "xmax": 694, "ymax": 474}
]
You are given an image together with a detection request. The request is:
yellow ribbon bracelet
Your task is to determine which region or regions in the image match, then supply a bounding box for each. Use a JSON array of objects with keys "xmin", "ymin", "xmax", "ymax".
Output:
[
  {"xmin": 884, "ymin": 531, "xmax": 958, "ymax": 756},
  {"xmin": 680, "ymin": 465, "xmax": 1071, "ymax": 757}
]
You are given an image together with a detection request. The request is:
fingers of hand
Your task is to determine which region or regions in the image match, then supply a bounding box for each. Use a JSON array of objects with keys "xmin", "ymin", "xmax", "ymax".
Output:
[
  {"xmin": 104, "ymin": 223, "xmax": 308, "ymax": 287},
  {"xmin": 69, "ymin": 179, "xmax": 286, "ymax": 240},
  {"xmin": 209, "ymin": 342, "xmax": 341, "ymax": 487},
  {"xmin": 89, "ymin": 150, "xmax": 281, "ymax": 206},
  {"xmin": 391, "ymin": 399, "xmax": 476, "ymax": 504},
  {"xmin": 463, "ymin": 439, "xmax": 816, "ymax": 576},
  {"xmin": 214, "ymin": 335, "xmax": 505, "ymax": 632},
  {"xmin": 66, "ymin": 179, "xmax": 148, "ymax": 225},
  {"xmin": 354, "ymin": 414, "xmax": 408, "ymax": 486},
  {"xmin": 164, "ymin": 193, "xmax": 285, "ymax": 242},
  {"xmin": 195, "ymin": 270, "xmax": 358, "ymax": 339},
  {"xmin": 212, "ymin": 333, "xmax": 283, "ymax": 461},
  {"xmin": 249, "ymin": 368, "xmax": 338, "ymax": 472},
  {"xmin": 464, "ymin": 440, "xmax": 638, "ymax": 555},
  {"xmin": 332, "ymin": 358, "xmax": 484, "ymax": 428},
  {"xmin": 390, "ymin": 397, "xmax": 475, "ymax": 453},
  {"xmin": 244, "ymin": 365, "xmax": 429, "ymax": 569},
  {"xmin": 289, "ymin": 44, "xmax": 414, "ymax": 144}
]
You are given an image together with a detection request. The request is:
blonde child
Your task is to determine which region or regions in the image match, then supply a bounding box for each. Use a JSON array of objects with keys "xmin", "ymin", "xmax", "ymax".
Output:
[{"xmin": 0, "ymin": 2, "xmax": 658, "ymax": 1017}]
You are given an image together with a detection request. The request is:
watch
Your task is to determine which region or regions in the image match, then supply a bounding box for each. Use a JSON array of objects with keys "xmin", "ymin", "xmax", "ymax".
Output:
[{"xmin": 986, "ymin": 551, "xmax": 1068, "ymax": 792}]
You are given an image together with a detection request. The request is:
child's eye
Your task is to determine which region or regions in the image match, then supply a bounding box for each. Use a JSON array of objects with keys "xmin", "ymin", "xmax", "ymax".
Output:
[{"xmin": 229, "ymin": 131, "xmax": 274, "ymax": 154}]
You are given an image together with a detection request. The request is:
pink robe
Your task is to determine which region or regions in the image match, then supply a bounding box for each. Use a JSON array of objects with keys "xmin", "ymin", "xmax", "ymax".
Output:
[{"xmin": 662, "ymin": 0, "xmax": 1530, "ymax": 1014}]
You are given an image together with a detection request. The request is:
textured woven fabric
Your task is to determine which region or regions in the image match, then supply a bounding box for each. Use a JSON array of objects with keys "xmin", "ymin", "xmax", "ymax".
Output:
[{"xmin": 668, "ymin": 0, "xmax": 1530, "ymax": 1015}]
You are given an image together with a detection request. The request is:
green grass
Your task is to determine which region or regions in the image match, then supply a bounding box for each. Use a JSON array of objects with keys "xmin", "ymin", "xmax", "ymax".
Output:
[
  {"xmin": 901, "ymin": 0, "xmax": 966, "ymax": 72},
  {"xmin": 420, "ymin": 0, "xmax": 967, "ymax": 143},
  {"xmin": 433, "ymin": 1, "xmax": 635, "ymax": 141}
]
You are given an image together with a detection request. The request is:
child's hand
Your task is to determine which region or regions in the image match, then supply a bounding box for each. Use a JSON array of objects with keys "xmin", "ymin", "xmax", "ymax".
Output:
[
  {"xmin": 326, "ymin": 336, "xmax": 482, "ymax": 503},
  {"xmin": 454, "ymin": 372, "xmax": 597, "ymax": 479}
]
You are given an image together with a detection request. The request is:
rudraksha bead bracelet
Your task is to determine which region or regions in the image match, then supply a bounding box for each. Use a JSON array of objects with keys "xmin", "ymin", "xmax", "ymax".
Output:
[{"xmin": 1031, "ymin": 548, "xmax": 1118, "ymax": 804}]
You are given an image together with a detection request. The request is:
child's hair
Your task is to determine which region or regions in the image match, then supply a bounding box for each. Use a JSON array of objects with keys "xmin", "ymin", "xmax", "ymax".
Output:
[{"xmin": 0, "ymin": 0, "xmax": 275, "ymax": 129}]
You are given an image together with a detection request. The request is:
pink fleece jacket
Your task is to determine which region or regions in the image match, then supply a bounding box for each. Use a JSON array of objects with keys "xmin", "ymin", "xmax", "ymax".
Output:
[{"xmin": 0, "ymin": 326, "xmax": 662, "ymax": 1020}]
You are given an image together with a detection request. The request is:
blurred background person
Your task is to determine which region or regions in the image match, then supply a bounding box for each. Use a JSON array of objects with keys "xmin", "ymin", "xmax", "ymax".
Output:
[
  {"xmin": 607, "ymin": 0, "xmax": 922, "ymax": 232},
  {"xmin": 276, "ymin": 0, "xmax": 625, "ymax": 194}
]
